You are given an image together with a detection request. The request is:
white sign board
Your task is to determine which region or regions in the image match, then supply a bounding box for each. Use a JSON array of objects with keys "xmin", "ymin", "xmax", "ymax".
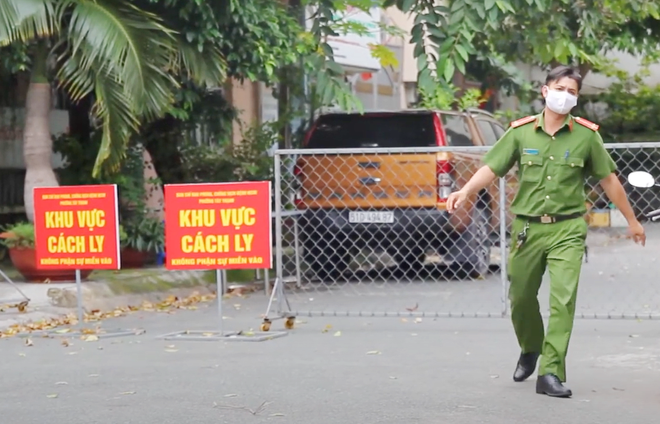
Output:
[{"xmin": 306, "ymin": 6, "xmax": 382, "ymax": 71}]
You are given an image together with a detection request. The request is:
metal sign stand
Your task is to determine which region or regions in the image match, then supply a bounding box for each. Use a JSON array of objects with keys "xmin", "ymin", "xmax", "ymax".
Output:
[
  {"xmin": 261, "ymin": 276, "xmax": 296, "ymax": 332},
  {"xmin": 75, "ymin": 269, "xmax": 84, "ymax": 326},
  {"xmin": 259, "ymin": 196, "xmax": 296, "ymax": 331},
  {"xmin": 0, "ymin": 268, "xmax": 30, "ymax": 309},
  {"xmin": 157, "ymin": 269, "xmax": 288, "ymax": 342}
]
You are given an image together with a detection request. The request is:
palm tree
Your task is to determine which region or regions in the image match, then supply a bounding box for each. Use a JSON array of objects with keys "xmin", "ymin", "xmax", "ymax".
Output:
[{"xmin": 0, "ymin": 0, "xmax": 226, "ymax": 221}]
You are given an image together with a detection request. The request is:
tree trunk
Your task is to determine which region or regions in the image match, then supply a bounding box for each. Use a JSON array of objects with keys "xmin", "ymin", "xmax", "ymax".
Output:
[
  {"xmin": 141, "ymin": 148, "xmax": 164, "ymax": 221},
  {"xmin": 578, "ymin": 63, "xmax": 592, "ymax": 79},
  {"xmin": 68, "ymin": 94, "xmax": 91, "ymax": 144},
  {"xmin": 23, "ymin": 45, "xmax": 58, "ymax": 222}
]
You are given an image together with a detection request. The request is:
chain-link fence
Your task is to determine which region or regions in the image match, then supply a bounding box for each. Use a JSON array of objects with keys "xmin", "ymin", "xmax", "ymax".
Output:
[
  {"xmin": 574, "ymin": 142, "xmax": 660, "ymax": 319},
  {"xmin": 264, "ymin": 143, "xmax": 660, "ymax": 322}
]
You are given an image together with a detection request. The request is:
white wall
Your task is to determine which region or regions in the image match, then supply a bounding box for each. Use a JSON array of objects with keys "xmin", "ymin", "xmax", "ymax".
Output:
[
  {"xmin": 512, "ymin": 52, "xmax": 660, "ymax": 96},
  {"xmin": 0, "ymin": 107, "xmax": 68, "ymax": 169},
  {"xmin": 581, "ymin": 51, "xmax": 660, "ymax": 93},
  {"xmin": 498, "ymin": 51, "xmax": 660, "ymax": 112},
  {"xmin": 384, "ymin": 7, "xmax": 417, "ymax": 83}
]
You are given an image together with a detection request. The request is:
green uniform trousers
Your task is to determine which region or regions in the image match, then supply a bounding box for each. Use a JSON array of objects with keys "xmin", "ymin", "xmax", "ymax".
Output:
[{"xmin": 507, "ymin": 216, "xmax": 588, "ymax": 382}]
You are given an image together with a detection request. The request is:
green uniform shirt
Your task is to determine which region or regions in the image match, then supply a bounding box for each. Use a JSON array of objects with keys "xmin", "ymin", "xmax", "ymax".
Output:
[{"xmin": 482, "ymin": 112, "xmax": 617, "ymax": 217}]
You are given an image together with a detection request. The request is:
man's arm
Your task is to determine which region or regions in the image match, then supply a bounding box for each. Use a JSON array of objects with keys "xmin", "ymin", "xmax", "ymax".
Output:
[
  {"xmin": 599, "ymin": 173, "xmax": 645, "ymax": 245},
  {"xmin": 447, "ymin": 126, "xmax": 518, "ymax": 212},
  {"xmin": 461, "ymin": 165, "xmax": 498, "ymax": 196},
  {"xmin": 447, "ymin": 165, "xmax": 499, "ymax": 212},
  {"xmin": 599, "ymin": 174, "xmax": 636, "ymax": 223},
  {"xmin": 587, "ymin": 132, "xmax": 646, "ymax": 245}
]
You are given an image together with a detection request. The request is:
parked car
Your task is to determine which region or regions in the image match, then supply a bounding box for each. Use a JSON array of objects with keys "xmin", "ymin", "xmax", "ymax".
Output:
[{"xmin": 293, "ymin": 108, "xmax": 517, "ymax": 280}]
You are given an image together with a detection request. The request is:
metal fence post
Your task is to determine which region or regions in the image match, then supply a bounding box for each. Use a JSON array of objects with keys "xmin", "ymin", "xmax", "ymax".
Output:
[
  {"xmin": 498, "ymin": 176, "xmax": 509, "ymax": 317},
  {"xmin": 273, "ymin": 153, "xmax": 284, "ymax": 314}
]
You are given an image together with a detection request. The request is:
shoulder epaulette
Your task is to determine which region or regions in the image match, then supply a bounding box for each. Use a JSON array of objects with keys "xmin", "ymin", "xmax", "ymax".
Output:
[
  {"xmin": 575, "ymin": 117, "xmax": 600, "ymax": 131},
  {"xmin": 510, "ymin": 115, "xmax": 536, "ymax": 128}
]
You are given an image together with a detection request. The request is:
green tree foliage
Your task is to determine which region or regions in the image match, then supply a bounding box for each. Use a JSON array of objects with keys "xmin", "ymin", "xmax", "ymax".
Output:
[
  {"xmin": 303, "ymin": 0, "xmax": 404, "ymax": 112},
  {"xmin": 135, "ymin": 0, "xmax": 305, "ymax": 183},
  {"xmin": 574, "ymin": 60, "xmax": 660, "ymax": 141},
  {"xmin": 141, "ymin": 0, "xmax": 303, "ymax": 87},
  {"xmin": 418, "ymin": 82, "xmax": 483, "ymax": 110},
  {"xmin": 0, "ymin": 0, "xmax": 225, "ymax": 176},
  {"xmin": 386, "ymin": 0, "xmax": 660, "ymax": 91}
]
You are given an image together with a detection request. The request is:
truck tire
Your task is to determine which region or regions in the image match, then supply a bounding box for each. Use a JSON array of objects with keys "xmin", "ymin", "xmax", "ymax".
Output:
[
  {"xmin": 392, "ymin": 245, "xmax": 425, "ymax": 275},
  {"xmin": 463, "ymin": 207, "xmax": 491, "ymax": 278},
  {"xmin": 304, "ymin": 242, "xmax": 350, "ymax": 282},
  {"xmin": 448, "ymin": 207, "xmax": 491, "ymax": 279}
]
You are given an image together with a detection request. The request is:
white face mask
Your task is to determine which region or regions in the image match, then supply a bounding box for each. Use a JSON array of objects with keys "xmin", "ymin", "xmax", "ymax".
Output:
[{"xmin": 544, "ymin": 88, "xmax": 577, "ymax": 115}]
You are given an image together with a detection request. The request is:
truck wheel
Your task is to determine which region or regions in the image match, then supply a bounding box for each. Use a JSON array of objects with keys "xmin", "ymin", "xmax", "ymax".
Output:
[
  {"xmin": 449, "ymin": 207, "xmax": 491, "ymax": 279},
  {"xmin": 392, "ymin": 246, "xmax": 425, "ymax": 275},
  {"xmin": 463, "ymin": 207, "xmax": 491, "ymax": 278},
  {"xmin": 305, "ymin": 243, "xmax": 350, "ymax": 282}
]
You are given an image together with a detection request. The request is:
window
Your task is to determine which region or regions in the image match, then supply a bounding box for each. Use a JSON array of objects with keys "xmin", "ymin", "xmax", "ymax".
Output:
[
  {"xmin": 306, "ymin": 113, "xmax": 437, "ymax": 149},
  {"xmin": 440, "ymin": 114, "xmax": 473, "ymax": 147},
  {"xmin": 476, "ymin": 119, "xmax": 498, "ymax": 146},
  {"xmin": 492, "ymin": 122, "xmax": 506, "ymax": 139}
]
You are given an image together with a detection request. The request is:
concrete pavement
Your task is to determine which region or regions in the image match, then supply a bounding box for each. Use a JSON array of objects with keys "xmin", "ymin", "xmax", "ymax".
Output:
[
  {"xmin": 1, "ymin": 222, "xmax": 659, "ymax": 423},
  {"xmin": 0, "ymin": 267, "xmax": 216, "ymax": 330},
  {"xmin": 1, "ymin": 293, "xmax": 659, "ymax": 424}
]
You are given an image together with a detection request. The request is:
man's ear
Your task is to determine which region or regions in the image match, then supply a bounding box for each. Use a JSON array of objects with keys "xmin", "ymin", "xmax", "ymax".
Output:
[{"xmin": 541, "ymin": 85, "xmax": 549, "ymax": 98}]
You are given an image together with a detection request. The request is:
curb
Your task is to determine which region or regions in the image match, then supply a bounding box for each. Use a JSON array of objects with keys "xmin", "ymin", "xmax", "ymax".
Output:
[{"xmin": 0, "ymin": 268, "xmax": 219, "ymax": 331}]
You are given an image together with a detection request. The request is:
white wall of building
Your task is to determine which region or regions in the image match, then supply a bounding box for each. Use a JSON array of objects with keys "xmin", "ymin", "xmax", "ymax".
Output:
[
  {"xmin": 512, "ymin": 52, "xmax": 660, "ymax": 95},
  {"xmin": 497, "ymin": 51, "xmax": 660, "ymax": 112}
]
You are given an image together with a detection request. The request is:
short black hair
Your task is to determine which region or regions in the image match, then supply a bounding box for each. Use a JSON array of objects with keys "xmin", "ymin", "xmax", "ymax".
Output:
[{"xmin": 545, "ymin": 65, "xmax": 582, "ymax": 92}]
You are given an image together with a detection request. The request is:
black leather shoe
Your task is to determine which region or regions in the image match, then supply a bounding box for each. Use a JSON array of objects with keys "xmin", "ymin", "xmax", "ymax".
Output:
[
  {"xmin": 535, "ymin": 374, "xmax": 572, "ymax": 398},
  {"xmin": 513, "ymin": 352, "xmax": 539, "ymax": 382}
]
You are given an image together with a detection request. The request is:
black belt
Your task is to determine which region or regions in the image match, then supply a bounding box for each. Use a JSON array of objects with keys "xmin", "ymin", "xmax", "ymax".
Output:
[{"xmin": 517, "ymin": 213, "xmax": 583, "ymax": 224}]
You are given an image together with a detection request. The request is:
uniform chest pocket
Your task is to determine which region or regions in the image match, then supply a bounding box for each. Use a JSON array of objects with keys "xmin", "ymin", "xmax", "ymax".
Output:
[
  {"xmin": 520, "ymin": 154, "xmax": 544, "ymax": 182},
  {"xmin": 556, "ymin": 157, "xmax": 585, "ymax": 183}
]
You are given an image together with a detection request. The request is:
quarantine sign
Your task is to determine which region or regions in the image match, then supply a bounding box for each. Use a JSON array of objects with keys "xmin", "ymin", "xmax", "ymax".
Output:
[
  {"xmin": 33, "ymin": 185, "xmax": 121, "ymax": 270},
  {"xmin": 164, "ymin": 181, "xmax": 272, "ymax": 270}
]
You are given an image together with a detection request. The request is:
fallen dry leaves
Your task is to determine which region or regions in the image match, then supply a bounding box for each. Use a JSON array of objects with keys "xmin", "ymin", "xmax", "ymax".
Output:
[
  {"xmin": 0, "ymin": 291, "xmax": 220, "ymax": 339},
  {"xmin": 0, "ymin": 300, "xmax": 29, "ymax": 313}
]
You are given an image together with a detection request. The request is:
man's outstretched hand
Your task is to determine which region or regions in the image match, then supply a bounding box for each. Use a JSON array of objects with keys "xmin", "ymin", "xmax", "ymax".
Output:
[
  {"xmin": 446, "ymin": 190, "xmax": 468, "ymax": 214},
  {"xmin": 445, "ymin": 166, "xmax": 497, "ymax": 213},
  {"xmin": 628, "ymin": 219, "xmax": 646, "ymax": 246}
]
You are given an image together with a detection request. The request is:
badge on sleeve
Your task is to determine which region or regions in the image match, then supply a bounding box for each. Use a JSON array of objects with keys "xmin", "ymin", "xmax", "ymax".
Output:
[{"xmin": 523, "ymin": 148, "xmax": 539, "ymax": 155}]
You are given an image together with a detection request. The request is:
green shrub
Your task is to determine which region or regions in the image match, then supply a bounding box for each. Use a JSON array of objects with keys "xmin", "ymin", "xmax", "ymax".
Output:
[{"xmin": 0, "ymin": 222, "xmax": 35, "ymax": 249}]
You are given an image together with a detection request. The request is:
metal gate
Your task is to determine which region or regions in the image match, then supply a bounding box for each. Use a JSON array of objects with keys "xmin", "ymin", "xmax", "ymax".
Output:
[{"xmin": 263, "ymin": 143, "xmax": 660, "ymax": 323}]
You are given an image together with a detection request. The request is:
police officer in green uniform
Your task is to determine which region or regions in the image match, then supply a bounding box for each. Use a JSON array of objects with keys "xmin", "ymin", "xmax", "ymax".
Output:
[{"xmin": 447, "ymin": 66, "xmax": 646, "ymax": 398}]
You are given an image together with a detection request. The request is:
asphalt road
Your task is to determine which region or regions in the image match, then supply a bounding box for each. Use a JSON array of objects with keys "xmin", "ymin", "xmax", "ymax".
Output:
[
  {"xmin": 1, "ymin": 224, "xmax": 659, "ymax": 424},
  {"xmin": 1, "ymin": 294, "xmax": 660, "ymax": 424}
]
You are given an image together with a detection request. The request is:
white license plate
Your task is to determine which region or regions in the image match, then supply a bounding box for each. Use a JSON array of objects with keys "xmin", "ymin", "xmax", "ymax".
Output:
[{"xmin": 348, "ymin": 211, "xmax": 395, "ymax": 224}]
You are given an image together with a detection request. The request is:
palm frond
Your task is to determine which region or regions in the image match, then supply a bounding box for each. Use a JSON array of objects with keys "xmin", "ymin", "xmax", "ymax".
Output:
[
  {"xmin": 0, "ymin": 0, "xmax": 58, "ymax": 45},
  {"xmin": 57, "ymin": 0, "xmax": 227, "ymax": 174},
  {"xmin": 65, "ymin": 0, "xmax": 178, "ymax": 119},
  {"xmin": 56, "ymin": 49, "xmax": 94, "ymax": 101},
  {"xmin": 91, "ymin": 62, "xmax": 140, "ymax": 176},
  {"xmin": 174, "ymin": 41, "xmax": 227, "ymax": 89},
  {"xmin": 57, "ymin": 49, "xmax": 139, "ymax": 177}
]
